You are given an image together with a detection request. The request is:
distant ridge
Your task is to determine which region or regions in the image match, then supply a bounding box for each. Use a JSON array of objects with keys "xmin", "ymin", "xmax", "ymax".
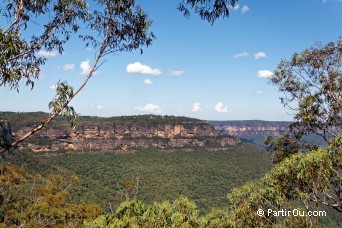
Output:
[{"xmin": 208, "ymin": 120, "xmax": 291, "ymax": 136}]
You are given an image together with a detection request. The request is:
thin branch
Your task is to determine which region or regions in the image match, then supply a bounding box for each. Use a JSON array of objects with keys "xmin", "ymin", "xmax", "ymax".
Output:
[
  {"xmin": 7, "ymin": 18, "xmax": 64, "ymax": 62},
  {"xmin": 133, "ymin": 174, "xmax": 139, "ymax": 199},
  {"xmin": 4, "ymin": 0, "xmax": 23, "ymax": 34},
  {"xmin": 109, "ymin": 201, "xmax": 114, "ymax": 214},
  {"xmin": 116, "ymin": 181, "xmax": 128, "ymax": 201},
  {"xmin": 0, "ymin": 25, "xmax": 110, "ymax": 155}
]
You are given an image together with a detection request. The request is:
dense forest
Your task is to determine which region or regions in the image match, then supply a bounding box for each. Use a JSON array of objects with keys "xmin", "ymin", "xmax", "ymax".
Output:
[
  {"xmin": 1, "ymin": 144, "xmax": 272, "ymax": 213},
  {"xmin": 0, "ymin": 112, "xmax": 205, "ymax": 132},
  {"xmin": 1, "ymin": 144, "xmax": 340, "ymax": 227}
]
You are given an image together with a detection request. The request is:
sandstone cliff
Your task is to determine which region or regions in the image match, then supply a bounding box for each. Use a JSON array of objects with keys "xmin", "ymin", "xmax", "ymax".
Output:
[
  {"xmin": 1, "ymin": 113, "xmax": 240, "ymax": 152},
  {"xmin": 209, "ymin": 120, "xmax": 290, "ymax": 136}
]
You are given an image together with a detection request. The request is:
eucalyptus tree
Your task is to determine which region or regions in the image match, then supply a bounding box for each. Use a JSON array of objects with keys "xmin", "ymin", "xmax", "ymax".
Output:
[
  {"xmin": 271, "ymin": 39, "xmax": 342, "ymax": 142},
  {"xmin": 261, "ymin": 39, "xmax": 342, "ymax": 216},
  {"xmin": 266, "ymin": 39, "xmax": 342, "ymax": 163}
]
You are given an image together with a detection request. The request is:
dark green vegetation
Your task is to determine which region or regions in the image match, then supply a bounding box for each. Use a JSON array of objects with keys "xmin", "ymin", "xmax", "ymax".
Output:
[
  {"xmin": 0, "ymin": 143, "xmax": 276, "ymax": 226},
  {"xmin": 0, "ymin": 111, "xmax": 204, "ymax": 132},
  {"xmin": 39, "ymin": 143, "xmax": 272, "ymax": 213},
  {"xmin": 2, "ymin": 144, "xmax": 340, "ymax": 227},
  {"xmin": 1, "ymin": 168, "xmax": 102, "ymax": 227}
]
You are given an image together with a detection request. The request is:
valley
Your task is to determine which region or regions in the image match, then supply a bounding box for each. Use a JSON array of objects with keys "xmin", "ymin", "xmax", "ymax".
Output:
[
  {"xmin": 0, "ymin": 112, "xmax": 340, "ymax": 226},
  {"xmin": 0, "ymin": 144, "xmax": 273, "ymax": 214},
  {"xmin": 0, "ymin": 112, "xmax": 276, "ymax": 212}
]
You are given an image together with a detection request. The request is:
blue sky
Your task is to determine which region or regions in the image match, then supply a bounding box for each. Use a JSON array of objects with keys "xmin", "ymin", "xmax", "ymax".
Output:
[{"xmin": 1, "ymin": 0, "xmax": 342, "ymax": 121}]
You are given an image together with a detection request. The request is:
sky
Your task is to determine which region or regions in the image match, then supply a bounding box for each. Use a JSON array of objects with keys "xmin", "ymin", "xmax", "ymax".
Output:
[{"xmin": 1, "ymin": 0, "xmax": 342, "ymax": 121}]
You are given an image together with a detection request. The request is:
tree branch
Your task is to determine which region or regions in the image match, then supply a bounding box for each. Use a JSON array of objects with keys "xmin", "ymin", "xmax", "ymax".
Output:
[{"xmin": 0, "ymin": 24, "xmax": 110, "ymax": 155}]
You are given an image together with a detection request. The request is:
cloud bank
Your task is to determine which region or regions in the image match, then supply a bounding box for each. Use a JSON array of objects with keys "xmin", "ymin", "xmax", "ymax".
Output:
[
  {"xmin": 234, "ymin": 52, "xmax": 249, "ymax": 58},
  {"xmin": 37, "ymin": 50, "xmax": 58, "ymax": 57},
  {"xmin": 169, "ymin": 70, "xmax": 186, "ymax": 76},
  {"xmin": 257, "ymin": 70, "xmax": 273, "ymax": 78},
  {"xmin": 127, "ymin": 62, "xmax": 161, "ymax": 75},
  {"xmin": 254, "ymin": 52, "xmax": 267, "ymax": 60},
  {"xmin": 80, "ymin": 60, "xmax": 91, "ymax": 75},
  {"xmin": 135, "ymin": 103, "xmax": 161, "ymax": 113},
  {"xmin": 241, "ymin": 5, "xmax": 250, "ymax": 13},
  {"xmin": 144, "ymin": 79, "xmax": 153, "ymax": 85},
  {"xmin": 214, "ymin": 102, "xmax": 230, "ymax": 113},
  {"xmin": 191, "ymin": 102, "xmax": 202, "ymax": 112},
  {"xmin": 64, "ymin": 64, "xmax": 75, "ymax": 71}
]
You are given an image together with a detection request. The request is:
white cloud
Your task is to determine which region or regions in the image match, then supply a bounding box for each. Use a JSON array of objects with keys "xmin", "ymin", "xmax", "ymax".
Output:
[
  {"xmin": 256, "ymin": 90, "xmax": 263, "ymax": 95},
  {"xmin": 80, "ymin": 60, "xmax": 91, "ymax": 75},
  {"xmin": 126, "ymin": 62, "xmax": 161, "ymax": 75},
  {"xmin": 37, "ymin": 50, "xmax": 58, "ymax": 57},
  {"xmin": 214, "ymin": 102, "xmax": 230, "ymax": 113},
  {"xmin": 254, "ymin": 52, "xmax": 267, "ymax": 60},
  {"xmin": 241, "ymin": 5, "xmax": 250, "ymax": 13},
  {"xmin": 257, "ymin": 70, "xmax": 274, "ymax": 78},
  {"xmin": 135, "ymin": 103, "xmax": 161, "ymax": 113},
  {"xmin": 191, "ymin": 102, "xmax": 202, "ymax": 112},
  {"xmin": 144, "ymin": 79, "xmax": 153, "ymax": 85},
  {"xmin": 64, "ymin": 64, "xmax": 75, "ymax": 71},
  {"xmin": 49, "ymin": 84, "xmax": 57, "ymax": 90},
  {"xmin": 89, "ymin": 104, "xmax": 104, "ymax": 110},
  {"xmin": 234, "ymin": 52, "xmax": 249, "ymax": 58},
  {"xmin": 97, "ymin": 104, "xmax": 105, "ymax": 110},
  {"xmin": 169, "ymin": 70, "xmax": 186, "ymax": 76}
]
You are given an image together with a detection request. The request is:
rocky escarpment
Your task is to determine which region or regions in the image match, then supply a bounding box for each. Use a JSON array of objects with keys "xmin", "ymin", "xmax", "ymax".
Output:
[
  {"xmin": 4, "ymin": 114, "xmax": 240, "ymax": 152},
  {"xmin": 209, "ymin": 120, "xmax": 291, "ymax": 137}
]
